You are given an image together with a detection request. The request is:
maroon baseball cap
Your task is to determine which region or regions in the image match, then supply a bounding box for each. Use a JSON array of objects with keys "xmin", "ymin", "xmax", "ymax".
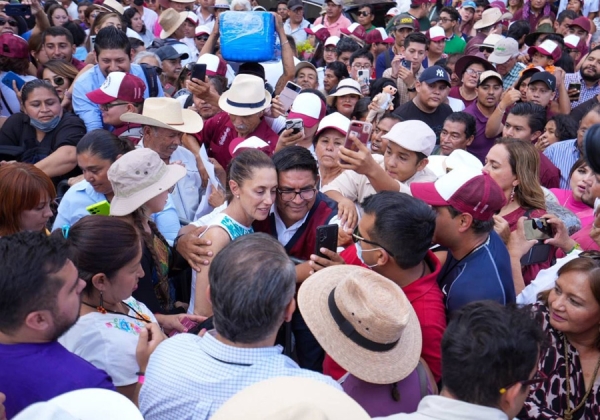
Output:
[
  {"xmin": 411, "ymin": 170, "xmax": 506, "ymax": 221},
  {"xmin": 571, "ymin": 16, "xmax": 591, "ymax": 33},
  {"xmin": 86, "ymin": 72, "xmax": 146, "ymax": 105},
  {"xmin": 0, "ymin": 33, "xmax": 28, "ymax": 59},
  {"xmin": 528, "ymin": 39, "xmax": 562, "ymax": 62},
  {"xmin": 365, "ymin": 28, "xmax": 394, "ymax": 44},
  {"xmin": 340, "ymin": 23, "xmax": 366, "ymax": 41},
  {"xmin": 305, "ymin": 25, "xmax": 331, "ymax": 43}
]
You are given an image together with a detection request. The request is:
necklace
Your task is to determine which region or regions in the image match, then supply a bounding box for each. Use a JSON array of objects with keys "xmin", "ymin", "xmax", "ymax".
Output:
[
  {"xmin": 81, "ymin": 301, "xmax": 151, "ymax": 323},
  {"xmin": 563, "ymin": 334, "xmax": 600, "ymax": 420},
  {"xmin": 459, "ymin": 86, "xmax": 476, "ymax": 101}
]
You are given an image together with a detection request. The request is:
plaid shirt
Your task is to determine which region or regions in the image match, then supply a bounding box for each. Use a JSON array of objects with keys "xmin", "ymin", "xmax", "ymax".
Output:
[
  {"xmin": 383, "ymin": 65, "xmax": 425, "ymax": 106},
  {"xmin": 502, "ymin": 62, "xmax": 526, "ymax": 90},
  {"xmin": 564, "ymin": 71, "xmax": 600, "ymax": 109}
]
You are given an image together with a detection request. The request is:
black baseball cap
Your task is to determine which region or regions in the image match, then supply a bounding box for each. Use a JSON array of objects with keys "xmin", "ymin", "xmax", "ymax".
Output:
[{"xmin": 529, "ymin": 71, "xmax": 557, "ymax": 91}]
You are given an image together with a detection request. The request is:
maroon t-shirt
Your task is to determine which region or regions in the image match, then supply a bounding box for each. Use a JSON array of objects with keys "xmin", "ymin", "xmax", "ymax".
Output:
[{"xmin": 449, "ymin": 86, "xmax": 476, "ymax": 108}]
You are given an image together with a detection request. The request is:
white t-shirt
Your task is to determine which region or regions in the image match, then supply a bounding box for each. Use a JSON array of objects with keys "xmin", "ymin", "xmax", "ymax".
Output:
[
  {"xmin": 65, "ymin": 0, "xmax": 79, "ymax": 20},
  {"xmin": 58, "ymin": 297, "xmax": 157, "ymax": 387}
]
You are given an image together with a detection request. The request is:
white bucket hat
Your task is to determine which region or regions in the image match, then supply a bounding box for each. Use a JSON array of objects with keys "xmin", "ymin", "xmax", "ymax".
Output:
[
  {"xmin": 218, "ymin": 74, "xmax": 271, "ymax": 116},
  {"xmin": 120, "ymin": 97, "xmax": 203, "ymax": 133},
  {"xmin": 326, "ymin": 78, "xmax": 362, "ymax": 105},
  {"xmin": 108, "ymin": 148, "xmax": 186, "ymax": 216}
]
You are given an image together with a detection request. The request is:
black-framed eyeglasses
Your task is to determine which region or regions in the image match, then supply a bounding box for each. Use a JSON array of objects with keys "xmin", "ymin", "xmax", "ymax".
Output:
[
  {"xmin": 352, "ymin": 226, "xmax": 395, "ymax": 257},
  {"xmin": 196, "ymin": 35, "xmax": 209, "ymax": 41},
  {"xmin": 99, "ymin": 102, "xmax": 130, "ymax": 111},
  {"xmin": 325, "ymin": 46, "xmax": 337, "ymax": 53},
  {"xmin": 479, "ymin": 46, "xmax": 494, "ymax": 53},
  {"xmin": 0, "ymin": 17, "xmax": 18, "ymax": 27},
  {"xmin": 276, "ymin": 187, "xmax": 317, "ymax": 202},
  {"xmin": 499, "ymin": 370, "xmax": 548, "ymax": 394}
]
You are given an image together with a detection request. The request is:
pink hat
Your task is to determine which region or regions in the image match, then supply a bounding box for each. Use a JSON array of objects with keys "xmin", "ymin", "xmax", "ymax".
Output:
[
  {"xmin": 196, "ymin": 53, "xmax": 227, "ymax": 77},
  {"xmin": 288, "ymin": 92, "xmax": 327, "ymax": 128},
  {"xmin": 528, "ymin": 39, "xmax": 562, "ymax": 62},
  {"xmin": 340, "ymin": 23, "xmax": 366, "ymax": 41},
  {"xmin": 365, "ymin": 28, "xmax": 394, "ymax": 44},
  {"xmin": 410, "ymin": 170, "xmax": 506, "ymax": 221},
  {"xmin": 86, "ymin": 72, "xmax": 145, "ymax": 104},
  {"xmin": 426, "ymin": 26, "xmax": 446, "ymax": 42},
  {"xmin": 305, "ymin": 24, "xmax": 331, "ymax": 43},
  {"xmin": 315, "ymin": 112, "xmax": 350, "ymax": 137},
  {"xmin": 571, "ymin": 16, "xmax": 591, "ymax": 33},
  {"xmin": 0, "ymin": 33, "xmax": 28, "ymax": 59}
]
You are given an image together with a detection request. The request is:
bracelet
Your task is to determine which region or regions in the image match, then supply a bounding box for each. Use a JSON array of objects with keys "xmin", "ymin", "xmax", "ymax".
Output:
[
  {"xmin": 497, "ymin": 105, "xmax": 505, "ymax": 114},
  {"xmin": 566, "ymin": 243, "xmax": 581, "ymax": 254},
  {"xmin": 136, "ymin": 371, "xmax": 145, "ymax": 384},
  {"xmin": 281, "ymin": 40, "xmax": 289, "ymax": 46}
]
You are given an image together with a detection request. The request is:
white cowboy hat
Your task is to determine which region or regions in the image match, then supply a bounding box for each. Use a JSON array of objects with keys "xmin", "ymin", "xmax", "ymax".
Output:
[
  {"xmin": 218, "ymin": 74, "xmax": 271, "ymax": 117},
  {"xmin": 120, "ymin": 97, "xmax": 204, "ymax": 133}
]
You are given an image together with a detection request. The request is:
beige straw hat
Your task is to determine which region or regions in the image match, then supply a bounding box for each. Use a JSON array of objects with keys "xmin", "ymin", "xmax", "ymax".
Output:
[
  {"xmin": 326, "ymin": 78, "xmax": 362, "ymax": 105},
  {"xmin": 120, "ymin": 97, "xmax": 203, "ymax": 133},
  {"xmin": 98, "ymin": 0, "xmax": 124, "ymax": 15},
  {"xmin": 212, "ymin": 377, "xmax": 371, "ymax": 420},
  {"xmin": 159, "ymin": 8, "xmax": 188, "ymax": 39},
  {"xmin": 298, "ymin": 265, "xmax": 422, "ymax": 385},
  {"xmin": 218, "ymin": 74, "xmax": 272, "ymax": 117},
  {"xmin": 107, "ymin": 148, "xmax": 186, "ymax": 216}
]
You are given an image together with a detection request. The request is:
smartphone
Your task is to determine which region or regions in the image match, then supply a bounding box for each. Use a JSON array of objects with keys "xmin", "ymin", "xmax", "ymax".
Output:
[
  {"xmin": 86, "ymin": 200, "xmax": 111, "ymax": 216},
  {"xmin": 170, "ymin": 317, "xmax": 200, "ymax": 337},
  {"xmin": 185, "ymin": 316, "xmax": 214, "ymax": 335},
  {"xmin": 524, "ymin": 218, "xmax": 552, "ymax": 241},
  {"xmin": 279, "ymin": 81, "xmax": 302, "ymax": 113},
  {"xmin": 568, "ymin": 82, "xmax": 581, "ymax": 102},
  {"xmin": 401, "ymin": 59, "xmax": 412, "ymax": 70},
  {"xmin": 4, "ymin": 4, "xmax": 31, "ymax": 16},
  {"xmin": 2, "ymin": 71, "xmax": 25, "ymax": 91},
  {"xmin": 357, "ymin": 69, "xmax": 370, "ymax": 95},
  {"xmin": 315, "ymin": 224, "xmax": 339, "ymax": 260},
  {"xmin": 341, "ymin": 121, "xmax": 372, "ymax": 164},
  {"xmin": 521, "ymin": 243, "xmax": 552, "ymax": 265},
  {"xmin": 190, "ymin": 63, "xmax": 206, "ymax": 82},
  {"xmin": 285, "ymin": 118, "xmax": 304, "ymax": 135},
  {"xmin": 90, "ymin": 35, "xmax": 96, "ymax": 51}
]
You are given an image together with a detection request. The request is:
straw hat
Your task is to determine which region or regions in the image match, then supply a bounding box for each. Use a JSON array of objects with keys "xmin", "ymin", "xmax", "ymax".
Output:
[
  {"xmin": 107, "ymin": 148, "xmax": 186, "ymax": 216},
  {"xmin": 159, "ymin": 8, "xmax": 188, "ymax": 39},
  {"xmin": 98, "ymin": 0, "xmax": 124, "ymax": 15},
  {"xmin": 326, "ymin": 78, "xmax": 362, "ymax": 105},
  {"xmin": 298, "ymin": 265, "xmax": 422, "ymax": 384},
  {"xmin": 120, "ymin": 97, "xmax": 203, "ymax": 133},
  {"xmin": 218, "ymin": 74, "xmax": 271, "ymax": 117},
  {"xmin": 473, "ymin": 8, "xmax": 512, "ymax": 30},
  {"xmin": 212, "ymin": 377, "xmax": 371, "ymax": 420}
]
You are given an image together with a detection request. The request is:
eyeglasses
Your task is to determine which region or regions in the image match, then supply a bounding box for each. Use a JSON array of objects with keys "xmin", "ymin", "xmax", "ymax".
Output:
[
  {"xmin": 276, "ymin": 187, "xmax": 317, "ymax": 202},
  {"xmin": 0, "ymin": 17, "xmax": 18, "ymax": 27},
  {"xmin": 352, "ymin": 63, "xmax": 372, "ymax": 69},
  {"xmin": 464, "ymin": 68, "xmax": 484, "ymax": 77},
  {"xmin": 325, "ymin": 47, "xmax": 337, "ymax": 53},
  {"xmin": 479, "ymin": 46, "xmax": 494, "ymax": 53},
  {"xmin": 566, "ymin": 48, "xmax": 579, "ymax": 53},
  {"xmin": 499, "ymin": 370, "xmax": 548, "ymax": 394},
  {"xmin": 438, "ymin": 17, "xmax": 455, "ymax": 23},
  {"xmin": 99, "ymin": 102, "xmax": 130, "ymax": 111},
  {"xmin": 196, "ymin": 35, "xmax": 209, "ymax": 41},
  {"xmin": 352, "ymin": 227, "xmax": 395, "ymax": 257},
  {"xmin": 357, "ymin": 11, "xmax": 371, "ymax": 16}
]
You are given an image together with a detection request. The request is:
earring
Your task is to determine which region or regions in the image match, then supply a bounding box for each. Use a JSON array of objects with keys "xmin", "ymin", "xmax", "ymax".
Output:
[
  {"xmin": 97, "ymin": 291, "xmax": 107, "ymax": 314},
  {"xmin": 236, "ymin": 195, "xmax": 240, "ymax": 198},
  {"xmin": 509, "ymin": 186, "xmax": 515, "ymax": 202}
]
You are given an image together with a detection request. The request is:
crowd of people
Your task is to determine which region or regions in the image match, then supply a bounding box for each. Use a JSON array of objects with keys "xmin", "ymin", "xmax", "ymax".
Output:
[{"xmin": 2, "ymin": 0, "xmax": 600, "ymax": 418}]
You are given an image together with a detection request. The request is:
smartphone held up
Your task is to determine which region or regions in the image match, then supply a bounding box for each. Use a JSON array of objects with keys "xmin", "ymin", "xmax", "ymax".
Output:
[{"xmin": 340, "ymin": 121, "xmax": 372, "ymax": 165}]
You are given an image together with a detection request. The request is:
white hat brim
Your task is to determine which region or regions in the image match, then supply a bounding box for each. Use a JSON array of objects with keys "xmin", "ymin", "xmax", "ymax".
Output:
[
  {"xmin": 120, "ymin": 109, "xmax": 204, "ymax": 134},
  {"xmin": 218, "ymin": 89, "xmax": 272, "ymax": 117}
]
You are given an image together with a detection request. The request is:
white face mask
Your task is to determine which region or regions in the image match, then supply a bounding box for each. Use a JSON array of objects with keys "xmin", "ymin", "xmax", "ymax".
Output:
[{"xmin": 355, "ymin": 240, "xmax": 381, "ymax": 269}]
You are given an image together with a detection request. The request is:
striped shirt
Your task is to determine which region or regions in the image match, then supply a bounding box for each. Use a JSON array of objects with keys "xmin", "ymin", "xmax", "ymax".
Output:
[
  {"xmin": 564, "ymin": 72, "xmax": 600, "ymax": 109},
  {"xmin": 543, "ymin": 139, "xmax": 580, "ymax": 189}
]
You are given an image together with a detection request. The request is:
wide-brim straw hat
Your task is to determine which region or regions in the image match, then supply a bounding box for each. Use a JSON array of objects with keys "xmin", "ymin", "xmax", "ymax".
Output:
[
  {"xmin": 211, "ymin": 377, "xmax": 371, "ymax": 420},
  {"xmin": 473, "ymin": 8, "xmax": 512, "ymax": 30},
  {"xmin": 108, "ymin": 148, "xmax": 186, "ymax": 216},
  {"xmin": 298, "ymin": 265, "xmax": 422, "ymax": 384},
  {"xmin": 326, "ymin": 78, "xmax": 363, "ymax": 106},
  {"xmin": 218, "ymin": 74, "xmax": 272, "ymax": 117},
  {"xmin": 98, "ymin": 0, "xmax": 124, "ymax": 15},
  {"xmin": 121, "ymin": 97, "xmax": 203, "ymax": 133},
  {"xmin": 159, "ymin": 8, "xmax": 188, "ymax": 39}
]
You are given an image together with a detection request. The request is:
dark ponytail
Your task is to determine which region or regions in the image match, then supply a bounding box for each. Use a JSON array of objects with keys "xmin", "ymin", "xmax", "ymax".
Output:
[{"xmin": 76, "ymin": 129, "xmax": 135, "ymax": 162}]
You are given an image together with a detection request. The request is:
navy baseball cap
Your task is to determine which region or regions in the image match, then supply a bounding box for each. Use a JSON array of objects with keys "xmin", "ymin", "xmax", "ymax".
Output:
[
  {"xmin": 529, "ymin": 71, "xmax": 557, "ymax": 91},
  {"xmin": 419, "ymin": 65, "xmax": 451, "ymax": 86}
]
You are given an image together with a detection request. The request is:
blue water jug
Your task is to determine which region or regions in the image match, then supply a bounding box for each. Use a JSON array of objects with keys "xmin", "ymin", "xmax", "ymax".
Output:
[{"xmin": 219, "ymin": 11, "xmax": 276, "ymax": 62}]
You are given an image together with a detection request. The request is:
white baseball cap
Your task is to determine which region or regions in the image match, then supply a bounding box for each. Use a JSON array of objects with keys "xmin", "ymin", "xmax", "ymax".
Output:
[
  {"xmin": 324, "ymin": 35, "xmax": 340, "ymax": 47},
  {"xmin": 386, "ymin": 6, "xmax": 400, "ymax": 16},
  {"xmin": 427, "ymin": 26, "xmax": 446, "ymax": 42},
  {"xmin": 288, "ymin": 92, "xmax": 327, "ymax": 128},
  {"xmin": 196, "ymin": 53, "xmax": 227, "ymax": 76},
  {"xmin": 564, "ymin": 34, "xmax": 581, "ymax": 49},
  {"xmin": 488, "ymin": 37, "xmax": 519, "ymax": 64},
  {"xmin": 315, "ymin": 112, "xmax": 351, "ymax": 137},
  {"xmin": 383, "ymin": 120, "xmax": 436, "ymax": 156},
  {"xmin": 195, "ymin": 25, "xmax": 210, "ymax": 36}
]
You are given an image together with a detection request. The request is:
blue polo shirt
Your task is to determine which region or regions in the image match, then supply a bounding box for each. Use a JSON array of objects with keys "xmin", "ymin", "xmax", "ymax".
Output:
[{"xmin": 437, "ymin": 231, "xmax": 515, "ymax": 314}]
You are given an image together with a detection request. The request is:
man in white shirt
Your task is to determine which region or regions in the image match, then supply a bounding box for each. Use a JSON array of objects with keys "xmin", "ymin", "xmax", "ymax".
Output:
[
  {"xmin": 382, "ymin": 301, "xmax": 545, "ymax": 420},
  {"xmin": 195, "ymin": 0, "xmax": 215, "ymax": 31},
  {"xmin": 284, "ymin": 0, "xmax": 310, "ymax": 43}
]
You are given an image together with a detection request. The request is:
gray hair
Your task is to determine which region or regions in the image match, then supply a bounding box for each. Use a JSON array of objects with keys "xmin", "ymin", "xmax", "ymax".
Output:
[
  {"xmin": 133, "ymin": 51, "xmax": 162, "ymax": 67},
  {"xmin": 230, "ymin": 0, "xmax": 251, "ymax": 11},
  {"xmin": 209, "ymin": 233, "xmax": 296, "ymax": 343}
]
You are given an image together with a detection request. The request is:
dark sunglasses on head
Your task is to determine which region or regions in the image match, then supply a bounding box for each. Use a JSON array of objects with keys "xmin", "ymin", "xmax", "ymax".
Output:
[
  {"xmin": 0, "ymin": 17, "xmax": 18, "ymax": 27},
  {"xmin": 196, "ymin": 35, "xmax": 209, "ymax": 41},
  {"xmin": 479, "ymin": 46, "xmax": 494, "ymax": 53}
]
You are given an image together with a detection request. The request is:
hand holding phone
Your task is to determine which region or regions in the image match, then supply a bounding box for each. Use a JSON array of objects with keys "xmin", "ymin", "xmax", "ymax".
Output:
[
  {"xmin": 315, "ymin": 224, "xmax": 339, "ymax": 260},
  {"xmin": 279, "ymin": 81, "xmax": 302, "ymax": 113},
  {"xmin": 340, "ymin": 121, "xmax": 372, "ymax": 165},
  {"xmin": 524, "ymin": 218, "xmax": 553, "ymax": 241},
  {"xmin": 2, "ymin": 71, "xmax": 26, "ymax": 91},
  {"xmin": 190, "ymin": 63, "xmax": 207, "ymax": 82},
  {"xmin": 285, "ymin": 118, "xmax": 304, "ymax": 135},
  {"xmin": 568, "ymin": 82, "xmax": 581, "ymax": 102}
]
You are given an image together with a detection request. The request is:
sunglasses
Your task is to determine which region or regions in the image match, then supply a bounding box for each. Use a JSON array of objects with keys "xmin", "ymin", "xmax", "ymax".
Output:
[
  {"xmin": 357, "ymin": 11, "xmax": 370, "ymax": 16},
  {"xmin": 144, "ymin": 64, "xmax": 162, "ymax": 75},
  {"xmin": 51, "ymin": 76, "xmax": 65, "ymax": 86},
  {"xmin": 196, "ymin": 35, "xmax": 209, "ymax": 41},
  {"xmin": 0, "ymin": 17, "xmax": 18, "ymax": 27},
  {"xmin": 479, "ymin": 46, "xmax": 494, "ymax": 53}
]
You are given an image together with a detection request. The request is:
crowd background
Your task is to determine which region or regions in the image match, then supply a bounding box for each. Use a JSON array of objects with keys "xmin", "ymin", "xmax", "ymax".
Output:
[{"xmin": 3, "ymin": 0, "xmax": 600, "ymax": 418}]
